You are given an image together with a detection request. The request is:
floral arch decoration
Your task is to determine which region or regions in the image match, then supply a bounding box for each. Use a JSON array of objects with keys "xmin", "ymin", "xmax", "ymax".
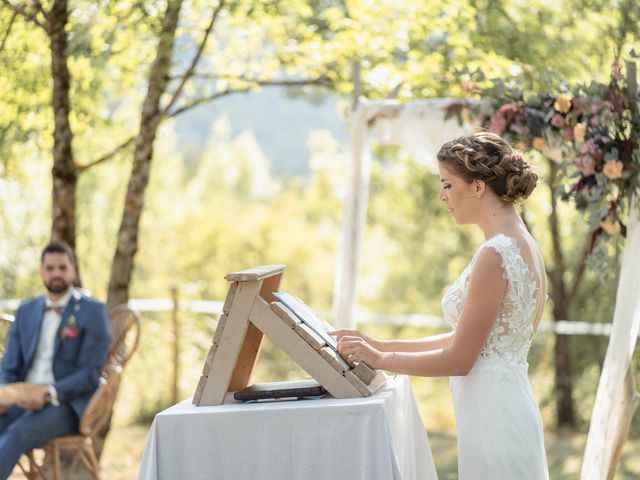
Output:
[{"xmin": 447, "ymin": 61, "xmax": 640, "ymax": 256}]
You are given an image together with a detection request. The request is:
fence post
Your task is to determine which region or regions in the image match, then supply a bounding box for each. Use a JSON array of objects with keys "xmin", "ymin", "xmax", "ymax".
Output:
[{"xmin": 170, "ymin": 285, "xmax": 181, "ymax": 404}]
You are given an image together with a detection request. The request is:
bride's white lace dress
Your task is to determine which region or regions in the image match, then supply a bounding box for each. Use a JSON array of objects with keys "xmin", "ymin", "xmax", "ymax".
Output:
[{"xmin": 442, "ymin": 234, "xmax": 549, "ymax": 479}]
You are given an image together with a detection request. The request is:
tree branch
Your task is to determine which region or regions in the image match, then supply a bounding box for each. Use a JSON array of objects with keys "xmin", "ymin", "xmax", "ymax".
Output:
[
  {"xmin": 0, "ymin": 9, "xmax": 17, "ymax": 54},
  {"xmin": 159, "ymin": 0, "xmax": 226, "ymax": 118},
  {"xmin": 1, "ymin": 0, "xmax": 46, "ymax": 29},
  {"xmin": 167, "ymin": 88, "xmax": 244, "ymax": 118},
  {"xmin": 76, "ymin": 136, "xmax": 135, "ymax": 173},
  {"xmin": 167, "ymin": 77, "xmax": 332, "ymax": 118},
  {"xmin": 174, "ymin": 72, "xmax": 332, "ymax": 85},
  {"xmin": 31, "ymin": 0, "xmax": 46, "ymax": 16}
]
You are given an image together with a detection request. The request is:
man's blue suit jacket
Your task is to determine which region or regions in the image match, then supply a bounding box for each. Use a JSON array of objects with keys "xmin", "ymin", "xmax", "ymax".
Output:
[{"xmin": 0, "ymin": 291, "xmax": 112, "ymax": 419}]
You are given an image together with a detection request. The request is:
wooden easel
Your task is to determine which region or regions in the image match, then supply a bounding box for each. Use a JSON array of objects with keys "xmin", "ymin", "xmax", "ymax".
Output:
[{"xmin": 193, "ymin": 265, "xmax": 386, "ymax": 406}]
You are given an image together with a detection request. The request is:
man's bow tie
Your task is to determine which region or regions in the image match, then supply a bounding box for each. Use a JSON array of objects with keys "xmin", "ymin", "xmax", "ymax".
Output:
[{"xmin": 44, "ymin": 305, "xmax": 64, "ymax": 315}]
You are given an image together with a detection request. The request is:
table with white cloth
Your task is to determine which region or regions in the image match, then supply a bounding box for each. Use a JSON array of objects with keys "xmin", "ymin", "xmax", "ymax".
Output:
[{"xmin": 137, "ymin": 375, "xmax": 438, "ymax": 480}]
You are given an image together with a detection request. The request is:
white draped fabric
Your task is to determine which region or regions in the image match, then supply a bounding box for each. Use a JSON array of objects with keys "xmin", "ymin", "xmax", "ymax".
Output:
[
  {"xmin": 333, "ymin": 98, "xmax": 473, "ymax": 329},
  {"xmin": 581, "ymin": 192, "xmax": 640, "ymax": 479},
  {"xmin": 137, "ymin": 375, "xmax": 437, "ymax": 480}
]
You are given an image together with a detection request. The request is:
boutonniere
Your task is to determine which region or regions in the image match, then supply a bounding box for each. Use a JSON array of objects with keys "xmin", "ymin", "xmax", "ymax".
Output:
[{"xmin": 60, "ymin": 315, "xmax": 79, "ymax": 340}]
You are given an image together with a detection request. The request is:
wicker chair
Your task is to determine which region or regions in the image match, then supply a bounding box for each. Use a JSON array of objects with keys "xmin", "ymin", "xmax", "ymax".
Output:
[
  {"xmin": 102, "ymin": 304, "xmax": 141, "ymax": 378},
  {"xmin": 23, "ymin": 370, "xmax": 122, "ymax": 480},
  {"xmin": 21, "ymin": 304, "xmax": 141, "ymax": 480},
  {"xmin": 0, "ymin": 313, "xmax": 14, "ymax": 357}
]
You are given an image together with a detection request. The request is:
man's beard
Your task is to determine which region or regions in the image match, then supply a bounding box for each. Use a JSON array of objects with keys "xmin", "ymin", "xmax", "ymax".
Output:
[{"xmin": 45, "ymin": 279, "xmax": 71, "ymax": 294}]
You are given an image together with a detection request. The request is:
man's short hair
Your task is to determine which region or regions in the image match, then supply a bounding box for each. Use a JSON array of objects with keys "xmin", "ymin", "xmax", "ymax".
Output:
[{"xmin": 41, "ymin": 240, "xmax": 76, "ymax": 266}]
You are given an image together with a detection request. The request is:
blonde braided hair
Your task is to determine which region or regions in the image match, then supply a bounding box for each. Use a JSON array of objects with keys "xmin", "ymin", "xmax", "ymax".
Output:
[{"xmin": 436, "ymin": 132, "xmax": 538, "ymax": 203}]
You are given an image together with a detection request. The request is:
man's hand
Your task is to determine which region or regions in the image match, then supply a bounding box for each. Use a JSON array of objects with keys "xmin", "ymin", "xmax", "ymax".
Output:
[
  {"xmin": 0, "ymin": 383, "xmax": 50, "ymax": 411},
  {"xmin": 0, "ymin": 382, "xmax": 27, "ymax": 408},
  {"xmin": 16, "ymin": 384, "xmax": 50, "ymax": 411}
]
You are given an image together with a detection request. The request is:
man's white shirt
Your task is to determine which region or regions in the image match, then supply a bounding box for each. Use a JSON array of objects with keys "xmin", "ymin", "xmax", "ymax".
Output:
[{"xmin": 26, "ymin": 288, "xmax": 80, "ymax": 405}]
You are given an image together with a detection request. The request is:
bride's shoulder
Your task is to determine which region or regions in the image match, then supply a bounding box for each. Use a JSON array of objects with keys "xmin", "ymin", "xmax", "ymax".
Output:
[
  {"xmin": 480, "ymin": 233, "xmax": 519, "ymax": 253},
  {"xmin": 476, "ymin": 233, "xmax": 527, "ymax": 271}
]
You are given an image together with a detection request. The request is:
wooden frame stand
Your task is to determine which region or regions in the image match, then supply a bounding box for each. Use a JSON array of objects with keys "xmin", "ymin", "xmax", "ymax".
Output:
[{"xmin": 193, "ymin": 265, "xmax": 386, "ymax": 406}]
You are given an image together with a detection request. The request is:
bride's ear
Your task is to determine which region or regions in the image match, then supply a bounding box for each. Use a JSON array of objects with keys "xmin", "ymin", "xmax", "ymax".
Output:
[{"xmin": 473, "ymin": 179, "xmax": 486, "ymax": 198}]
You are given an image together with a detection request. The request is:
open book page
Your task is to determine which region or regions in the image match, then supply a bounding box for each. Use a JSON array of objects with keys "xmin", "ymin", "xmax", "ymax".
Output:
[{"xmin": 273, "ymin": 291, "xmax": 338, "ymax": 351}]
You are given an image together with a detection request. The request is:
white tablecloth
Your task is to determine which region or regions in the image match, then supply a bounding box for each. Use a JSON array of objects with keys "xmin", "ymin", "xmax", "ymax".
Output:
[{"xmin": 137, "ymin": 375, "xmax": 437, "ymax": 480}]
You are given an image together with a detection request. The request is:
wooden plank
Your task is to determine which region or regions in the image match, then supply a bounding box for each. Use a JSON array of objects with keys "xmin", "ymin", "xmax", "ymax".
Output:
[
  {"xmin": 345, "ymin": 370, "xmax": 387, "ymax": 396},
  {"xmin": 352, "ymin": 361, "xmax": 377, "ymax": 385},
  {"xmin": 344, "ymin": 370, "xmax": 370, "ymax": 396},
  {"xmin": 259, "ymin": 271, "xmax": 284, "ymax": 303},
  {"xmin": 319, "ymin": 346, "xmax": 351, "ymax": 374},
  {"xmin": 365, "ymin": 371, "xmax": 387, "ymax": 394},
  {"xmin": 202, "ymin": 343, "xmax": 218, "ymax": 376},
  {"xmin": 228, "ymin": 322, "xmax": 263, "ymax": 391},
  {"xmin": 294, "ymin": 322, "xmax": 325, "ymax": 350},
  {"xmin": 212, "ymin": 314, "xmax": 228, "ymax": 345},
  {"xmin": 192, "ymin": 375, "xmax": 207, "ymax": 405},
  {"xmin": 222, "ymin": 282, "xmax": 238, "ymax": 314},
  {"xmin": 249, "ymin": 298, "xmax": 362, "ymax": 398},
  {"xmin": 225, "ymin": 265, "xmax": 285, "ymax": 282},
  {"xmin": 198, "ymin": 281, "xmax": 262, "ymax": 406},
  {"xmin": 271, "ymin": 302, "xmax": 301, "ymax": 329}
]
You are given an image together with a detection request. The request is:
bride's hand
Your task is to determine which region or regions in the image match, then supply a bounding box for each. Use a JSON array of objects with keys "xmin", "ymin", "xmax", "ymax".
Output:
[
  {"xmin": 336, "ymin": 336, "xmax": 383, "ymax": 369},
  {"xmin": 328, "ymin": 328, "xmax": 374, "ymax": 344}
]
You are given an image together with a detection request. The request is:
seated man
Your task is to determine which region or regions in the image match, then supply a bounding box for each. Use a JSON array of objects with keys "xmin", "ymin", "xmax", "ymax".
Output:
[{"xmin": 0, "ymin": 241, "xmax": 111, "ymax": 479}]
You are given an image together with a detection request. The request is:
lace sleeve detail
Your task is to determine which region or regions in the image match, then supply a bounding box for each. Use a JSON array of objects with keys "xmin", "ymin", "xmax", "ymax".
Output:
[
  {"xmin": 476, "ymin": 234, "xmax": 538, "ymax": 364},
  {"xmin": 441, "ymin": 234, "xmax": 539, "ymax": 365}
]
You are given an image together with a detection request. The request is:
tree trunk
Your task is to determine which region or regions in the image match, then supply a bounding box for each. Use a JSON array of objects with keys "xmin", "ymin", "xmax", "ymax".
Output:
[
  {"xmin": 547, "ymin": 158, "xmax": 576, "ymax": 428},
  {"xmin": 95, "ymin": 0, "xmax": 184, "ymax": 461},
  {"xmin": 106, "ymin": 0, "xmax": 182, "ymax": 311},
  {"xmin": 47, "ymin": 0, "xmax": 80, "ymax": 279},
  {"xmin": 553, "ymin": 310, "xmax": 576, "ymax": 427}
]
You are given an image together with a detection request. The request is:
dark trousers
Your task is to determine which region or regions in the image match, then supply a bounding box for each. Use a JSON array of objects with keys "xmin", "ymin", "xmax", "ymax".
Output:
[{"xmin": 0, "ymin": 404, "xmax": 78, "ymax": 480}]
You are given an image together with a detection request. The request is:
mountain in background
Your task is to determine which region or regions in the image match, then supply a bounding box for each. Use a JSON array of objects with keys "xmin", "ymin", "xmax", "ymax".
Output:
[{"xmin": 174, "ymin": 87, "xmax": 349, "ymax": 177}]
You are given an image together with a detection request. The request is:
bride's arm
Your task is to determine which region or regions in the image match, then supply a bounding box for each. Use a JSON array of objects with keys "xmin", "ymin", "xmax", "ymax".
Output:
[
  {"xmin": 379, "ymin": 332, "xmax": 454, "ymax": 352},
  {"xmin": 337, "ymin": 248, "xmax": 507, "ymax": 377},
  {"xmin": 330, "ymin": 331, "xmax": 454, "ymax": 353}
]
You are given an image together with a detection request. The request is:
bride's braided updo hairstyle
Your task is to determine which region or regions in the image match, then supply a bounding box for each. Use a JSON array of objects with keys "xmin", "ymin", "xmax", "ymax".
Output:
[{"xmin": 437, "ymin": 132, "xmax": 538, "ymax": 203}]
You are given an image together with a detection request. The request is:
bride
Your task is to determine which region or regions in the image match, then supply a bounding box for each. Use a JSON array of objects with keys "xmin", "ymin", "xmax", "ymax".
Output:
[{"xmin": 331, "ymin": 131, "xmax": 550, "ymax": 479}]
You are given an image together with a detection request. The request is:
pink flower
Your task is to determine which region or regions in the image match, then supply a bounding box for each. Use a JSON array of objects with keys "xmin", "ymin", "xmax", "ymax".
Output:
[
  {"xmin": 590, "ymin": 116, "xmax": 600, "ymax": 127},
  {"xmin": 60, "ymin": 315, "xmax": 78, "ymax": 340},
  {"xmin": 576, "ymin": 155, "xmax": 595, "ymax": 176},
  {"xmin": 60, "ymin": 326, "xmax": 78, "ymax": 340},
  {"xmin": 489, "ymin": 112, "xmax": 507, "ymax": 135},
  {"xmin": 591, "ymin": 103, "xmax": 601, "ymax": 114},
  {"xmin": 551, "ymin": 113, "xmax": 565, "ymax": 128},
  {"xmin": 579, "ymin": 139, "xmax": 597, "ymax": 155},
  {"xmin": 563, "ymin": 127, "xmax": 574, "ymax": 140}
]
